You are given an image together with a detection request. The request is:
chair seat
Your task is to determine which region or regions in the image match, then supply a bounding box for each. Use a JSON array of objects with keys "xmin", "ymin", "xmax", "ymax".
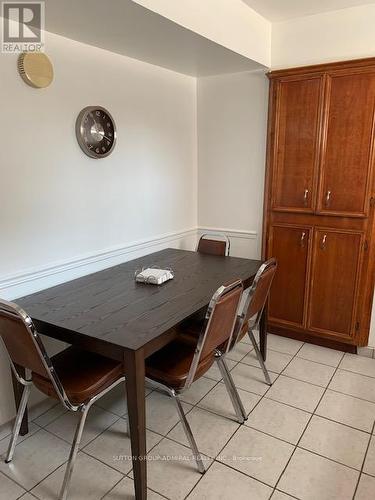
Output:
[
  {"xmin": 32, "ymin": 346, "xmax": 123, "ymax": 405},
  {"xmin": 146, "ymin": 336, "xmax": 215, "ymax": 390}
]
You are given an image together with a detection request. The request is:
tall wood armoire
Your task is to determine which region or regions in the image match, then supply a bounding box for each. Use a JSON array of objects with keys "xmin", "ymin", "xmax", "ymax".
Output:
[{"xmin": 263, "ymin": 58, "xmax": 375, "ymax": 351}]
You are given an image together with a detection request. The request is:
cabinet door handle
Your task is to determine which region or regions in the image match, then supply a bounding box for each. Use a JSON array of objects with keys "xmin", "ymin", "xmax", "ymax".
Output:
[
  {"xmin": 303, "ymin": 189, "xmax": 309, "ymax": 207},
  {"xmin": 300, "ymin": 231, "xmax": 306, "ymax": 247},
  {"xmin": 325, "ymin": 190, "xmax": 331, "ymax": 207},
  {"xmin": 320, "ymin": 234, "xmax": 327, "ymax": 250}
]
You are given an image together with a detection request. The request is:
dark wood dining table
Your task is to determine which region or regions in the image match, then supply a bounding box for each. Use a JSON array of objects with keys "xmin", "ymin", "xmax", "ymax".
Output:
[{"xmin": 15, "ymin": 248, "xmax": 263, "ymax": 499}]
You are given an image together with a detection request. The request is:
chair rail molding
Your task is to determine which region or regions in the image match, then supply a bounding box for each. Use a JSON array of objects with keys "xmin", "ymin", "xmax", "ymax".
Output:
[{"xmin": 0, "ymin": 228, "xmax": 197, "ymax": 300}]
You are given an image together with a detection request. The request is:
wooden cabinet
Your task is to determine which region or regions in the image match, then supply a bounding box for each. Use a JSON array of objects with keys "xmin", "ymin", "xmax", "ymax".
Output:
[
  {"xmin": 264, "ymin": 59, "xmax": 375, "ymax": 349},
  {"xmin": 272, "ymin": 77, "xmax": 323, "ymax": 212},
  {"xmin": 269, "ymin": 225, "xmax": 311, "ymax": 327},
  {"xmin": 317, "ymin": 71, "xmax": 375, "ymax": 217},
  {"xmin": 308, "ymin": 229, "xmax": 363, "ymax": 340}
]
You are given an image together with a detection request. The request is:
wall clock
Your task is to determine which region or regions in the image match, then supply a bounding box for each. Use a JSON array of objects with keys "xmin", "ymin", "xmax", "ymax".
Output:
[{"xmin": 75, "ymin": 106, "xmax": 117, "ymax": 159}]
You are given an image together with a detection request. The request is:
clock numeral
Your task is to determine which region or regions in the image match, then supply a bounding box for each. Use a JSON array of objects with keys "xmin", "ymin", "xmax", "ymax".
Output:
[
  {"xmin": 102, "ymin": 146, "xmax": 106, "ymax": 152},
  {"xmin": 88, "ymin": 144, "xmax": 93, "ymax": 149},
  {"xmin": 95, "ymin": 148, "xmax": 100, "ymax": 153},
  {"xmin": 106, "ymin": 140, "xmax": 110, "ymax": 146},
  {"xmin": 107, "ymin": 122, "xmax": 111, "ymax": 128},
  {"xmin": 108, "ymin": 132, "xmax": 113, "ymax": 137},
  {"xmin": 96, "ymin": 111, "xmax": 101, "ymax": 116}
]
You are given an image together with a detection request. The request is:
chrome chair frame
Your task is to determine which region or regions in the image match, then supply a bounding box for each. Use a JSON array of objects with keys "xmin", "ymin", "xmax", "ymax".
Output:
[
  {"xmin": 0, "ymin": 299, "xmax": 125, "ymax": 500},
  {"xmin": 146, "ymin": 280, "xmax": 244, "ymax": 474},
  {"xmin": 196, "ymin": 233, "xmax": 231, "ymax": 256},
  {"xmin": 229, "ymin": 258, "xmax": 277, "ymax": 421}
]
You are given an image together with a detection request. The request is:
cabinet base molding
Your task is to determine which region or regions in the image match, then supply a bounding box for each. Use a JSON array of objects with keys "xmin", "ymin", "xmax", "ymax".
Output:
[{"xmin": 269, "ymin": 325, "xmax": 357, "ymax": 354}]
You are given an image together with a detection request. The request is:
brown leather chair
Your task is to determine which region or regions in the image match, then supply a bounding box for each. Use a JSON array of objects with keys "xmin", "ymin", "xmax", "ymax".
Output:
[
  {"xmin": 197, "ymin": 233, "xmax": 230, "ymax": 256},
  {"xmin": 232, "ymin": 258, "xmax": 278, "ymax": 392},
  {"xmin": 0, "ymin": 299, "xmax": 125, "ymax": 500},
  {"xmin": 145, "ymin": 279, "xmax": 243, "ymax": 473}
]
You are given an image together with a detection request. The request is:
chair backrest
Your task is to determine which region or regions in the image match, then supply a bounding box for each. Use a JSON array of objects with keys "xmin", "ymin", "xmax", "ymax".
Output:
[
  {"xmin": 197, "ymin": 234, "xmax": 230, "ymax": 257},
  {"xmin": 237, "ymin": 258, "xmax": 277, "ymax": 338},
  {"xmin": 184, "ymin": 279, "xmax": 243, "ymax": 389},
  {"xmin": 0, "ymin": 299, "xmax": 78, "ymax": 410}
]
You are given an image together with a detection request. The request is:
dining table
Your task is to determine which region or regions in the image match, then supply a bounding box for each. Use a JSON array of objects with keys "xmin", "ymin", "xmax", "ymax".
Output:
[{"xmin": 15, "ymin": 247, "xmax": 264, "ymax": 499}]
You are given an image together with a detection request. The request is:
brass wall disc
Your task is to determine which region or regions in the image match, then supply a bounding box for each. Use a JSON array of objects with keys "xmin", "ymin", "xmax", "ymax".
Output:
[{"xmin": 18, "ymin": 52, "xmax": 54, "ymax": 88}]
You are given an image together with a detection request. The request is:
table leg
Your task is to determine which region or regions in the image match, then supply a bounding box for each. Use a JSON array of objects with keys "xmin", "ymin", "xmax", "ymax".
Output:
[
  {"xmin": 259, "ymin": 304, "xmax": 268, "ymax": 362},
  {"xmin": 11, "ymin": 363, "xmax": 29, "ymax": 436},
  {"xmin": 125, "ymin": 349, "xmax": 147, "ymax": 500}
]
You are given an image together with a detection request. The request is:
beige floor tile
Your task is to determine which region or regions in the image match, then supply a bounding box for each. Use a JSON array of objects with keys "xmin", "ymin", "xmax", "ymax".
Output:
[
  {"xmin": 340, "ymin": 354, "xmax": 375, "ymax": 378},
  {"xmin": 316, "ymin": 390, "xmax": 375, "ymax": 432},
  {"xmin": 267, "ymin": 334, "xmax": 303, "ymax": 356},
  {"xmin": 29, "ymin": 398, "xmax": 59, "ymax": 422},
  {"xmin": 363, "ymin": 436, "xmax": 375, "ymax": 476},
  {"xmin": 231, "ymin": 363, "xmax": 278, "ymax": 396},
  {"xmin": 0, "ymin": 471, "xmax": 26, "ymax": 499},
  {"xmin": 204, "ymin": 359, "xmax": 237, "ymax": 381},
  {"xmin": 198, "ymin": 382, "xmax": 260, "ymax": 419},
  {"xmin": 297, "ymin": 343, "xmax": 344, "ymax": 367},
  {"xmin": 45, "ymin": 405, "xmax": 118, "ymax": 447},
  {"xmin": 271, "ymin": 491, "xmax": 295, "ymax": 500},
  {"xmin": 145, "ymin": 391, "xmax": 192, "ymax": 435},
  {"xmin": 329, "ymin": 370, "xmax": 375, "ymax": 403},
  {"xmin": 0, "ymin": 422, "xmax": 40, "ymax": 455},
  {"xmin": 168, "ymin": 406, "xmax": 239, "ymax": 458},
  {"xmin": 33, "ymin": 404, "xmax": 68, "ymax": 428},
  {"xmin": 144, "ymin": 438, "xmax": 209, "ymax": 500},
  {"xmin": 278, "ymin": 448, "xmax": 359, "ymax": 500},
  {"xmin": 246, "ymin": 398, "xmax": 310, "ymax": 444},
  {"xmin": 94, "ymin": 382, "xmax": 128, "ymax": 416},
  {"xmin": 226, "ymin": 341, "xmax": 253, "ymax": 362},
  {"xmin": 355, "ymin": 474, "xmax": 375, "ymax": 500},
  {"xmin": 31, "ymin": 452, "xmax": 122, "ymax": 500},
  {"xmin": 241, "ymin": 349, "xmax": 293, "ymax": 373},
  {"xmin": 266, "ymin": 375, "xmax": 324, "ymax": 412},
  {"xmin": 219, "ymin": 426, "xmax": 294, "ymax": 487},
  {"xmin": 0, "ymin": 429, "xmax": 71, "ymax": 490},
  {"xmin": 300, "ymin": 415, "xmax": 369, "ymax": 470},
  {"xmin": 103, "ymin": 477, "xmax": 164, "ymax": 499},
  {"xmin": 18, "ymin": 494, "xmax": 38, "ymax": 500},
  {"xmin": 187, "ymin": 461, "xmax": 272, "ymax": 499},
  {"xmin": 283, "ymin": 357, "xmax": 336, "ymax": 387},
  {"xmin": 83, "ymin": 418, "xmax": 162, "ymax": 474},
  {"xmin": 179, "ymin": 377, "xmax": 217, "ymax": 405},
  {"xmin": 0, "ymin": 423, "xmax": 12, "ymax": 442}
]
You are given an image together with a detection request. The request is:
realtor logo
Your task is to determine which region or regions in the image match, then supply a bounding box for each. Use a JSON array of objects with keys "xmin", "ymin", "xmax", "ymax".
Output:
[{"xmin": 1, "ymin": 2, "xmax": 45, "ymax": 53}]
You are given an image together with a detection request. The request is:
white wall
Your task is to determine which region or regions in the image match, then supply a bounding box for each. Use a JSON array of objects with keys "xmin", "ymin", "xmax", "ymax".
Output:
[
  {"xmin": 0, "ymin": 28, "xmax": 198, "ymax": 426},
  {"xmin": 197, "ymin": 70, "xmax": 269, "ymax": 259},
  {"xmin": 133, "ymin": 0, "xmax": 271, "ymax": 67},
  {"xmin": 272, "ymin": 4, "xmax": 375, "ymax": 68}
]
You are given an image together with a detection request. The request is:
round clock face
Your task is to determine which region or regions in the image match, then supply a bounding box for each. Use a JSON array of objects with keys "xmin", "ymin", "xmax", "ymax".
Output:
[{"xmin": 76, "ymin": 106, "xmax": 117, "ymax": 159}]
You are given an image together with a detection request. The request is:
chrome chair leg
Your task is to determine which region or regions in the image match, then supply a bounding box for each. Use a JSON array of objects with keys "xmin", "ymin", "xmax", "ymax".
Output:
[
  {"xmin": 248, "ymin": 329, "xmax": 272, "ymax": 386},
  {"xmin": 59, "ymin": 407, "xmax": 89, "ymax": 500},
  {"xmin": 172, "ymin": 394, "xmax": 205, "ymax": 474},
  {"xmin": 216, "ymin": 356, "xmax": 247, "ymax": 423},
  {"xmin": 6, "ymin": 384, "xmax": 31, "ymax": 463}
]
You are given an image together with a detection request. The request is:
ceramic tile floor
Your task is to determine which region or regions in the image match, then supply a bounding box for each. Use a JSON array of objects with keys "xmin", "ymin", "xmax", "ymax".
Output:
[{"xmin": 1, "ymin": 334, "xmax": 375, "ymax": 499}]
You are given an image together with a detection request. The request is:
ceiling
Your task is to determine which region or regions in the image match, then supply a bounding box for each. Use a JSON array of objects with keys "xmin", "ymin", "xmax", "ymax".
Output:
[
  {"xmin": 34, "ymin": 0, "xmax": 264, "ymax": 77},
  {"xmin": 242, "ymin": 0, "xmax": 375, "ymax": 21}
]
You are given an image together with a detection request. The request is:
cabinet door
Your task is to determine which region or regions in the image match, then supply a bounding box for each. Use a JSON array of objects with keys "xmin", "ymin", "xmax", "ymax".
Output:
[
  {"xmin": 272, "ymin": 76, "xmax": 323, "ymax": 212},
  {"xmin": 308, "ymin": 229, "xmax": 363, "ymax": 339},
  {"xmin": 268, "ymin": 225, "xmax": 311, "ymax": 327},
  {"xmin": 318, "ymin": 71, "xmax": 375, "ymax": 217}
]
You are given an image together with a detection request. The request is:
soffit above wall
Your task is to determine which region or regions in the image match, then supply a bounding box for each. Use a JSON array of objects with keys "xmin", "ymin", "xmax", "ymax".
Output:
[
  {"xmin": 242, "ymin": 0, "xmax": 375, "ymax": 21},
  {"xmin": 37, "ymin": 0, "xmax": 265, "ymax": 76}
]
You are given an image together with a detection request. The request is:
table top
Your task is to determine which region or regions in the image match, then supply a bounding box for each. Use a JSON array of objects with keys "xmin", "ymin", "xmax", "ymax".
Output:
[{"xmin": 17, "ymin": 249, "xmax": 262, "ymax": 355}]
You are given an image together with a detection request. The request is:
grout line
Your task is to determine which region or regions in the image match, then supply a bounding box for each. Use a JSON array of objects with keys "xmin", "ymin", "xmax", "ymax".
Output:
[{"xmin": 351, "ymin": 421, "xmax": 375, "ymax": 500}]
